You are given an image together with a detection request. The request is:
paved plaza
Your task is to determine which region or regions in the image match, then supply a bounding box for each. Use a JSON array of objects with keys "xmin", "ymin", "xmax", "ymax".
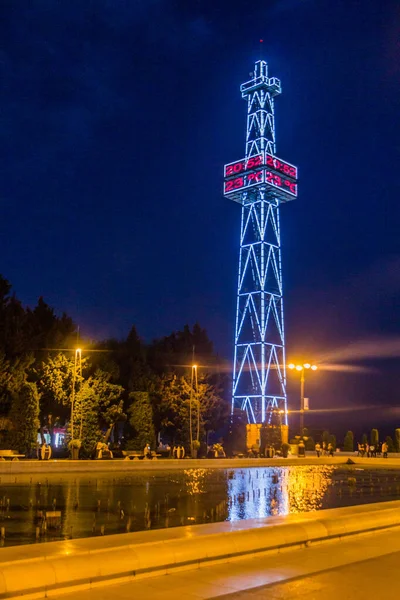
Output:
[{"xmin": 48, "ymin": 525, "xmax": 400, "ymax": 600}]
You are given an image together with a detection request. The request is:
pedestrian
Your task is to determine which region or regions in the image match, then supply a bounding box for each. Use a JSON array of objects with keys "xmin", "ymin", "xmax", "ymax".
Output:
[
  {"xmin": 315, "ymin": 442, "xmax": 321, "ymax": 458},
  {"xmin": 365, "ymin": 443, "xmax": 370, "ymax": 457},
  {"xmin": 370, "ymin": 444, "xmax": 376, "ymax": 458},
  {"xmin": 298, "ymin": 439, "xmax": 305, "ymax": 457},
  {"xmin": 357, "ymin": 443, "xmax": 362, "ymax": 457},
  {"xmin": 322, "ymin": 441, "xmax": 327, "ymax": 456},
  {"xmin": 328, "ymin": 442, "xmax": 334, "ymax": 457},
  {"xmin": 382, "ymin": 441, "xmax": 388, "ymax": 458}
]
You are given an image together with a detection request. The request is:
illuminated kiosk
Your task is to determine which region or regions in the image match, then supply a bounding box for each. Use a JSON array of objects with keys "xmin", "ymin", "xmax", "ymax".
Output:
[{"xmin": 224, "ymin": 60, "xmax": 297, "ymax": 446}]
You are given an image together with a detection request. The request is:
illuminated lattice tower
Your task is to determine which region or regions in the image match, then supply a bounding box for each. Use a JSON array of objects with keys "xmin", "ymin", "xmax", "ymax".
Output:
[{"xmin": 224, "ymin": 60, "xmax": 298, "ymax": 426}]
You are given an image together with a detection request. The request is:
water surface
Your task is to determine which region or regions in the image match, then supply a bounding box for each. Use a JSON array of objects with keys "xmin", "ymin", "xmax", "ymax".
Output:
[{"xmin": 0, "ymin": 465, "xmax": 399, "ymax": 547}]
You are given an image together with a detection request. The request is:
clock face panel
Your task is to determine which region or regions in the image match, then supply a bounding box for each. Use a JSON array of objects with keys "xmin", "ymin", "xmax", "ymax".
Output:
[
  {"xmin": 265, "ymin": 154, "xmax": 297, "ymax": 179},
  {"xmin": 224, "ymin": 152, "xmax": 298, "ymax": 200},
  {"xmin": 224, "ymin": 154, "xmax": 264, "ymax": 177}
]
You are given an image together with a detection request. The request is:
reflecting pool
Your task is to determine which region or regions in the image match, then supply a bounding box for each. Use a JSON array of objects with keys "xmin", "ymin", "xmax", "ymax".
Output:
[{"xmin": 0, "ymin": 465, "xmax": 399, "ymax": 547}]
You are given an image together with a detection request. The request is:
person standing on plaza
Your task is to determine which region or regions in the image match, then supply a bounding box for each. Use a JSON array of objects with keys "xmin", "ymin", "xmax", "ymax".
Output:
[
  {"xmin": 298, "ymin": 439, "xmax": 305, "ymax": 457},
  {"xmin": 328, "ymin": 442, "xmax": 334, "ymax": 457},
  {"xmin": 370, "ymin": 444, "xmax": 376, "ymax": 458},
  {"xmin": 315, "ymin": 442, "xmax": 321, "ymax": 458},
  {"xmin": 382, "ymin": 440, "xmax": 388, "ymax": 458}
]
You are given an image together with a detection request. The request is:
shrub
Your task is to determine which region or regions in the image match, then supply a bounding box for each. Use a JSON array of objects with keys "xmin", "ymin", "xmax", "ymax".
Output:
[
  {"xmin": 370, "ymin": 429, "xmax": 379, "ymax": 447},
  {"xmin": 395, "ymin": 429, "xmax": 400, "ymax": 452},
  {"xmin": 386, "ymin": 436, "xmax": 395, "ymax": 453},
  {"xmin": 304, "ymin": 436, "xmax": 315, "ymax": 451},
  {"xmin": 343, "ymin": 431, "xmax": 354, "ymax": 452},
  {"xmin": 281, "ymin": 443, "xmax": 291, "ymax": 458}
]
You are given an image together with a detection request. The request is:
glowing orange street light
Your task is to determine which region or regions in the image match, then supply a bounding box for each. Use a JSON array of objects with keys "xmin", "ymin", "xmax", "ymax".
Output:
[
  {"xmin": 287, "ymin": 362, "xmax": 318, "ymax": 434},
  {"xmin": 70, "ymin": 348, "xmax": 82, "ymax": 445}
]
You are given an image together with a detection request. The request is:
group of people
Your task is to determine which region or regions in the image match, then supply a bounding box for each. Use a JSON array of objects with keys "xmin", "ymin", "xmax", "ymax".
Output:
[
  {"xmin": 357, "ymin": 441, "xmax": 388, "ymax": 458},
  {"xmin": 314, "ymin": 442, "xmax": 335, "ymax": 457}
]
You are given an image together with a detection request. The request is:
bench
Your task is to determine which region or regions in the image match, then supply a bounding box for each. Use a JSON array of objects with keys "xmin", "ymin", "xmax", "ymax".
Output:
[
  {"xmin": 122, "ymin": 451, "xmax": 143, "ymax": 460},
  {"xmin": 122, "ymin": 451, "xmax": 162, "ymax": 461},
  {"xmin": 0, "ymin": 450, "xmax": 25, "ymax": 461}
]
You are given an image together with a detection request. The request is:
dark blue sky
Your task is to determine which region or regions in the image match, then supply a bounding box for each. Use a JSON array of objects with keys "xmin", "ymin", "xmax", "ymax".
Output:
[{"xmin": 2, "ymin": 0, "xmax": 400, "ymax": 436}]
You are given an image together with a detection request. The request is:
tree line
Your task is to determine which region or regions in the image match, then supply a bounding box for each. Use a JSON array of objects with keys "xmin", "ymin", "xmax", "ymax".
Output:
[
  {"xmin": 343, "ymin": 429, "xmax": 400, "ymax": 453},
  {"xmin": 0, "ymin": 275, "xmax": 230, "ymax": 457}
]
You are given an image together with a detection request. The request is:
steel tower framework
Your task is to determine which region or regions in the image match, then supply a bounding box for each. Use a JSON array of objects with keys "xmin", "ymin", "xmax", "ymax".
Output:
[{"xmin": 223, "ymin": 60, "xmax": 298, "ymax": 425}]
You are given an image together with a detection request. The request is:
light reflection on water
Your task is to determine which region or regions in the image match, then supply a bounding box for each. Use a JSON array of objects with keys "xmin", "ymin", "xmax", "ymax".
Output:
[
  {"xmin": 226, "ymin": 466, "xmax": 334, "ymax": 521},
  {"xmin": 1, "ymin": 465, "xmax": 399, "ymax": 547}
]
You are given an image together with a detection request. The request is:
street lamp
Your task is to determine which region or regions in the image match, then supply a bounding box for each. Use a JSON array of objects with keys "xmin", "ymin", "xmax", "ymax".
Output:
[
  {"xmin": 287, "ymin": 362, "xmax": 318, "ymax": 434},
  {"xmin": 189, "ymin": 364, "xmax": 198, "ymax": 454},
  {"xmin": 70, "ymin": 348, "xmax": 82, "ymax": 443}
]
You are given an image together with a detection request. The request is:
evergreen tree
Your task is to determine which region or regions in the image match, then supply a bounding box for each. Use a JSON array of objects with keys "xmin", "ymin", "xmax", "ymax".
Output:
[
  {"xmin": 361, "ymin": 433, "xmax": 368, "ymax": 445},
  {"xmin": 343, "ymin": 431, "xmax": 354, "ymax": 452},
  {"xmin": 9, "ymin": 382, "xmax": 39, "ymax": 455},
  {"xmin": 127, "ymin": 392, "xmax": 156, "ymax": 450},
  {"xmin": 328, "ymin": 434, "xmax": 336, "ymax": 450},
  {"xmin": 370, "ymin": 428, "xmax": 379, "ymax": 447},
  {"xmin": 395, "ymin": 429, "xmax": 400, "ymax": 452},
  {"xmin": 386, "ymin": 436, "xmax": 395, "ymax": 453},
  {"xmin": 322, "ymin": 430, "xmax": 330, "ymax": 447},
  {"xmin": 73, "ymin": 370, "xmax": 125, "ymax": 456}
]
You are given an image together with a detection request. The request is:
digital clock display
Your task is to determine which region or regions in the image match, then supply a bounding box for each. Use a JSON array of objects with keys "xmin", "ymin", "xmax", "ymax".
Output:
[
  {"xmin": 224, "ymin": 151, "xmax": 298, "ymax": 201},
  {"xmin": 224, "ymin": 154, "xmax": 264, "ymax": 177},
  {"xmin": 265, "ymin": 154, "xmax": 297, "ymax": 179}
]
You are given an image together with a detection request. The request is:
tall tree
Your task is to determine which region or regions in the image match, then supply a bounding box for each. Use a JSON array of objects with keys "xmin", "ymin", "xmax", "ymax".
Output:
[
  {"xmin": 73, "ymin": 369, "xmax": 125, "ymax": 456},
  {"xmin": 37, "ymin": 352, "xmax": 83, "ymax": 444},
  {"xmin": 395, "ymin": 429, "xmax": 400, "ymax": 452},
  {"xmin": 127, "ymin": 392, "xmax": 156, "ymax": 450},
  {"xmin": 154, "ymin": 372, "xmax": 226, "ymax": 449},
  {"xmin": 8, "ymin": 381, "xmax": 40, "ymax": 456},
  {"xmin": 148, "ymin": 323, "xmax": 215, "ymax": 375},
  {"xmin": 344, "ymin": 431, "xmax": 354, "ymax": 452},
  {"xmin": 370, "ymin": 428, "xmax": 379, "ymax": 447}
]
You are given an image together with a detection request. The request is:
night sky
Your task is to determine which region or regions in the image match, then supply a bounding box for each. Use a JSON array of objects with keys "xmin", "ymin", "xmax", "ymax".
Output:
[{"xmin": 2, "ymin": 0, "xmax": 400, "ymax": 438}]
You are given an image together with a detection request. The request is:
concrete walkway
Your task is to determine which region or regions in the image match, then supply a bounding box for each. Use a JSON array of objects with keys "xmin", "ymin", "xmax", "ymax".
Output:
[
  {"xmin": 2, "ymin": 500, "xmax": 400, "ymax": 599},
  {"xmin": 48, "ymin": 526, "xmax": 400, "ymax": 599},
  {"xmin": 1, "ymin": 454, "xmax": 400, "ymax": 477}
]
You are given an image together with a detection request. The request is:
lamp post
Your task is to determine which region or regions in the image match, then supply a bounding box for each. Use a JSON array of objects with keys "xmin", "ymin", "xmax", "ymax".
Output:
[
  {"xmin": 189, "ymin": 364, "xmax": 198, "ymax": 454},
  {"xmin": 70, "ymin": 348, "xmax": 82, "ymax": 442},
  {"xmin": 287, "ymin": 362, "xmax": 317, "ymax": 435}
]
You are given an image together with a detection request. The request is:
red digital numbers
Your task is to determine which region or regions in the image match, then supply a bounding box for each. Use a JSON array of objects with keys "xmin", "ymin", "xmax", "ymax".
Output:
[
  {"xmin": 224, "ymin": 170, "xmax": 264, "ymax": 194},
  {"xmin": 266, "ymin": 154, "xmax": 297, "ymax": 179},
  {"xmin": 265, "ymin": 171, "xmax": 297, "ymax": 196},
  {"xmin": 224, "ymin": 176, "xmax": 244, "ymax": 193},
  {"xmin": 225, "ymin": 154, "xmax": 263, "ymax": 177},
  {"xmin": 225, "ymin": 161, "xmax": 245, "ymax": 177},
  {"xmin": 266, "ymin": 171, "xmax": 282, "ymax": 187},
  {"xmin": 224, "ymin": 153, "xmax": 297, "ymax": 198},
  {"xmin": 246, "ymin": 155, "xmax": 263, "ymax": 169}
]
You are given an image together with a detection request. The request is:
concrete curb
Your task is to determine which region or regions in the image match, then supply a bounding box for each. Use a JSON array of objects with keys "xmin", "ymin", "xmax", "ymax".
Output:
[
  {"xmin": 1, "ymin": 500, "xmax": 400, "ymax": 599},
  {"xmin": 1, "ymin": 455, "xmax": 400, "ymax": 477}
]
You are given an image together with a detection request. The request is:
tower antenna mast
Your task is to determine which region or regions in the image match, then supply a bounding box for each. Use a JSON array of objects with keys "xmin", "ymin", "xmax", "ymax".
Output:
[{"xmin": 223, "ymin": 58, "xmax": 298, "ymax": 434}]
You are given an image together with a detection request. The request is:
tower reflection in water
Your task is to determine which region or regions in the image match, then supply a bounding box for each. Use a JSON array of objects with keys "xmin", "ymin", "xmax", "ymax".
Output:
[{"xmin": 227, "ymin": 466, "xmax": 334, "ymax": 521}]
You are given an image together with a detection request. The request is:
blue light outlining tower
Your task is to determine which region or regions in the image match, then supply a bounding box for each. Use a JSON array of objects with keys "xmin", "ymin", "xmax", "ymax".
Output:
[{"xmin": 223, "ymin": 59, "xmax": 298, "ymax": 427}]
